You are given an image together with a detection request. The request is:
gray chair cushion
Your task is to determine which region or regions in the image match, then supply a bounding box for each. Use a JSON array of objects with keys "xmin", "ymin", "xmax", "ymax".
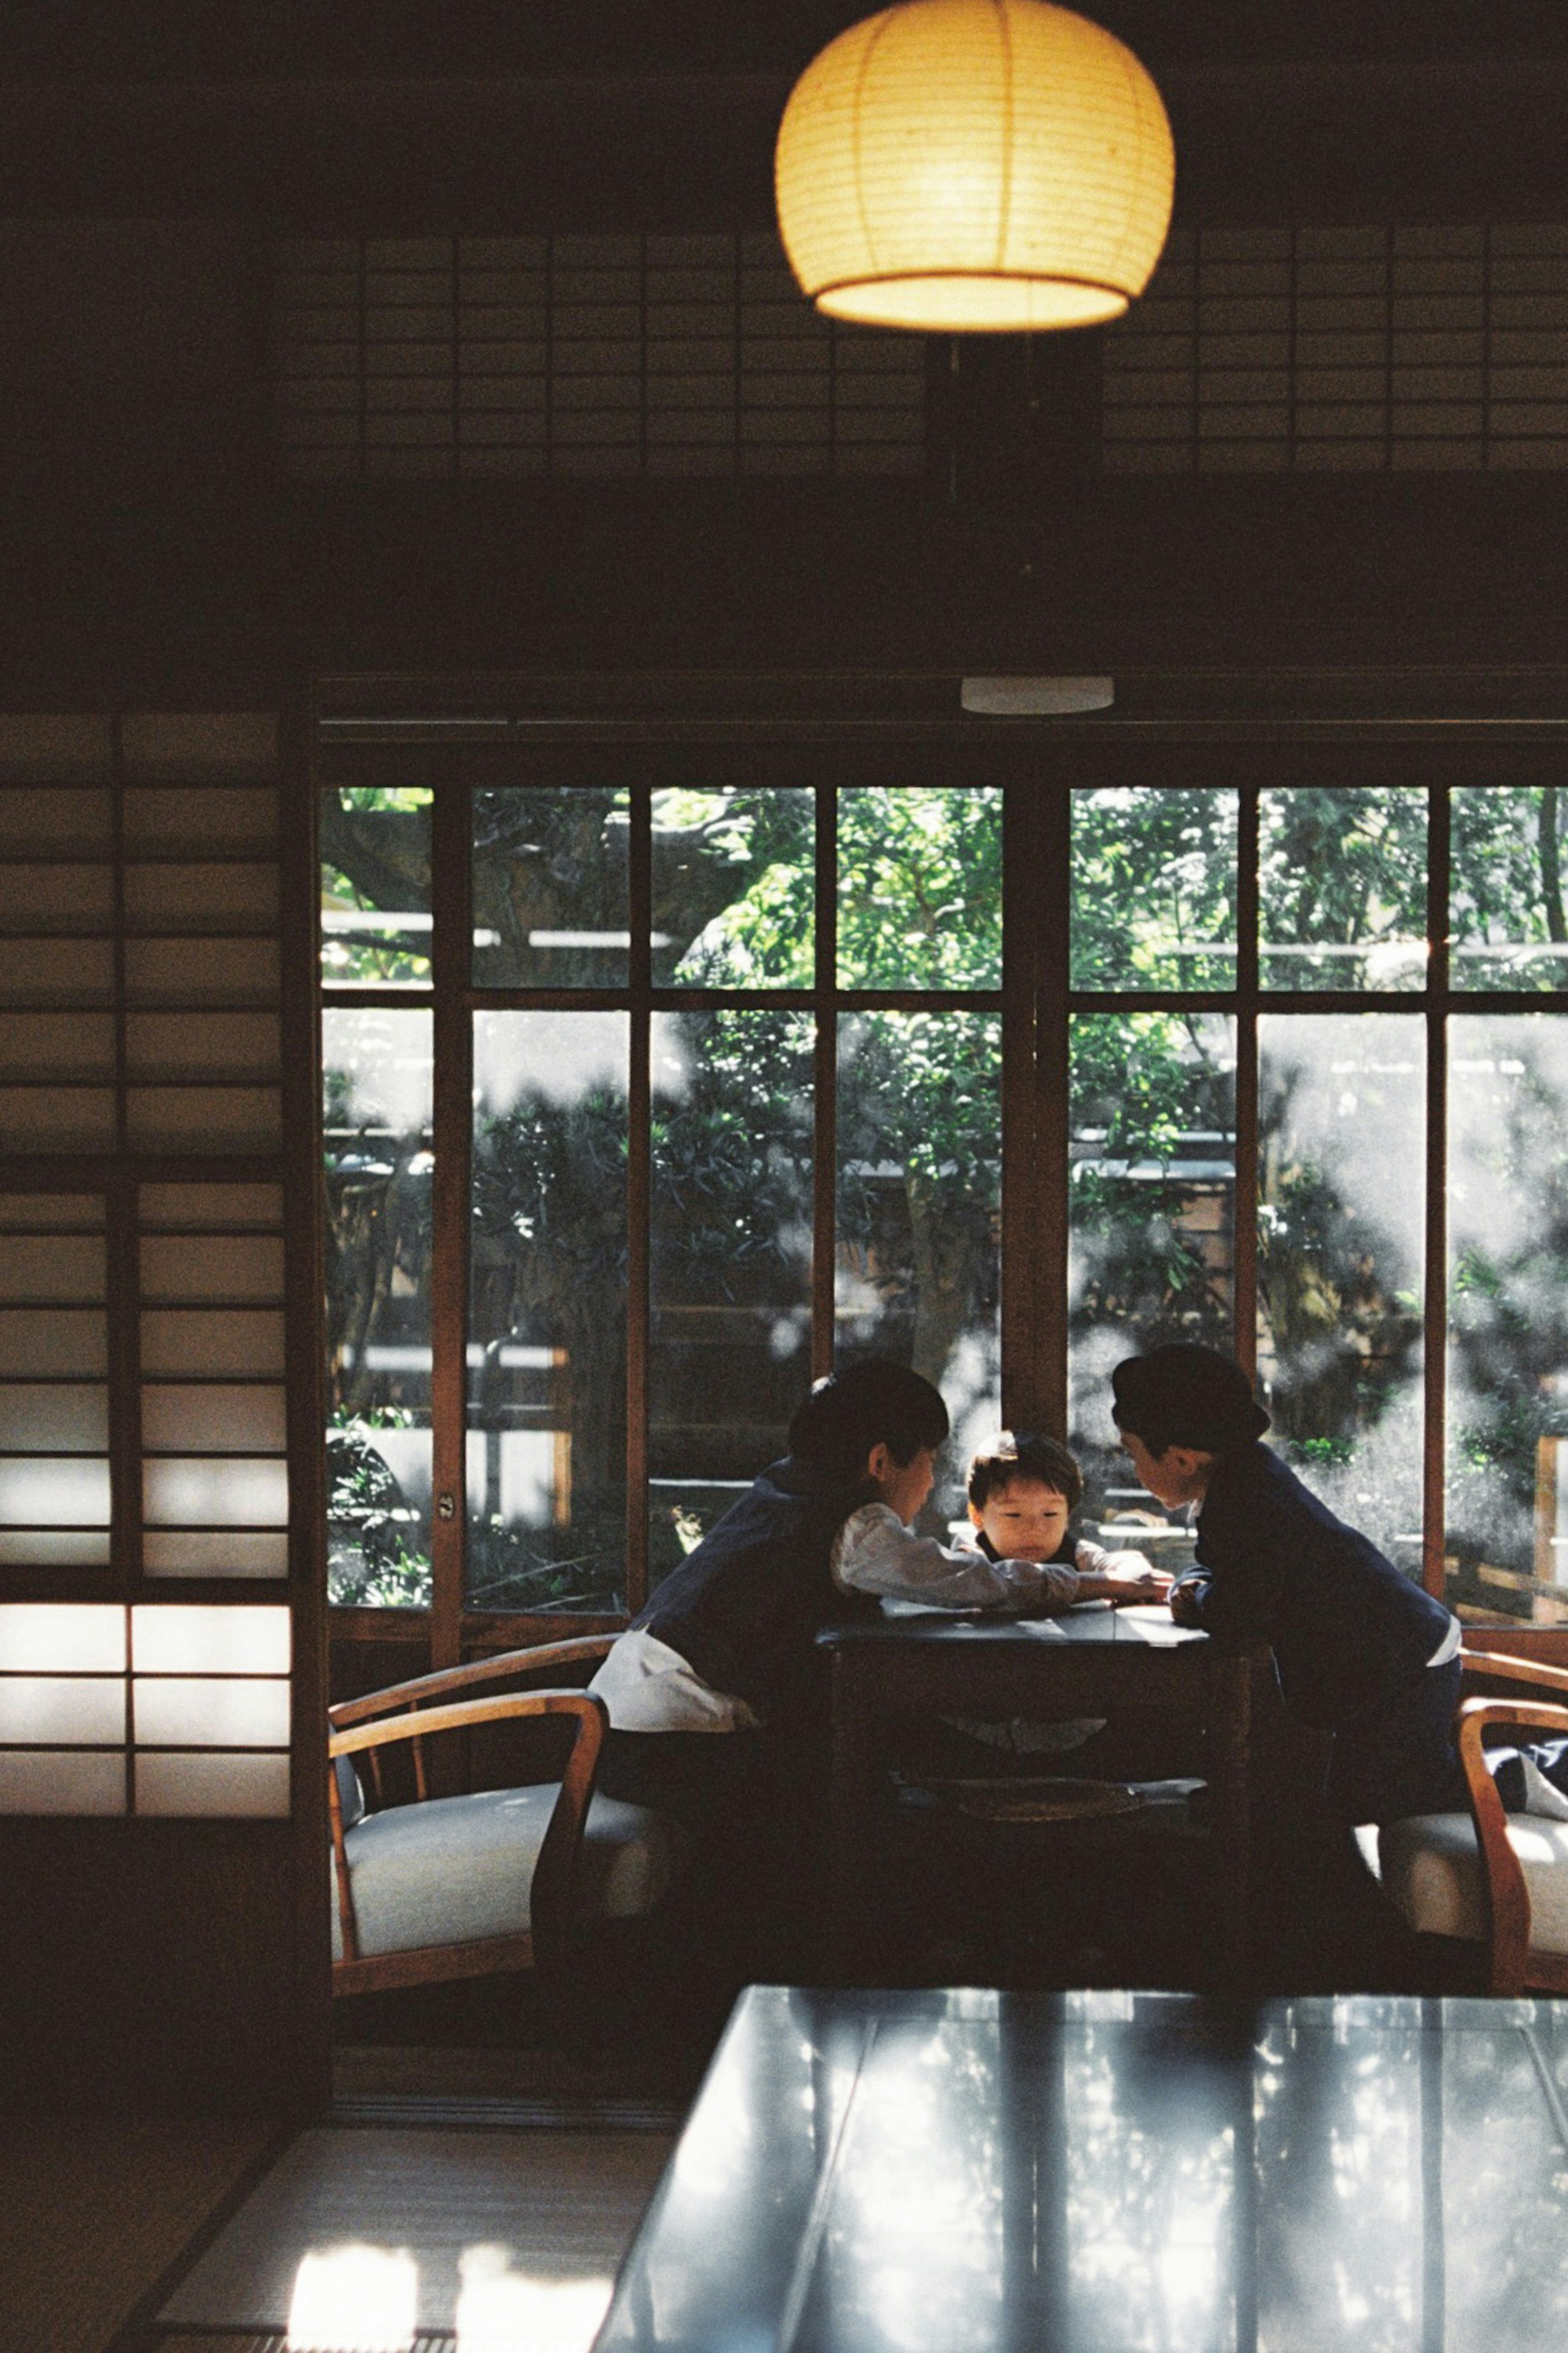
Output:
[
  {"xmin": 331, "ymin": 1783, "xmax": 688, "ymax": 1961},
  {"xmin": 1377, "ymin": 1811, "xmax": 1568, "ymax": 1951}
]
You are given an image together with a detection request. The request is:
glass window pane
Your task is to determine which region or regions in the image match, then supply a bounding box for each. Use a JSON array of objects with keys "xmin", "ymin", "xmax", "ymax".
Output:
[
  {"xmin": 472, "ymin": 786, "xmax": 629, "ymax": 986},
  {"xmin": 320, "ymin": 784, "xmax": 433, "ymax": 988},
  {"xmin": 1068, "ymin": 1013, "xmax": 1236, "ymax": 1545},
  {"xmin": 836, "ymin": 789, "xmax": 1001, "ymax": 991},
  {"xmin": 470, "ymin": 1011, "xmax": 628, "ymax": 1612},
  {"xmin": 323, "ymin": 1006, "xmax": 434, "ymax": 1609},
  {"xmin": 1260, "ymin": 786, "xmax": 1427, "ymax": 991},
  {"xmin": 1450, "ymin": 785, "xmax": 1568, "ymax": 991},
  {"xmin": 1258, "ymin": 1015, "xmax": 1425, "ymax": 1574},
  {"xmin": 649, "ymin": 1010, "xmax": 813, "ymax": 1588},
  {"xmin": 650, "ymin": 788, "xmax": 814, "ymax": 986},
  {"xmin": 837, "ymin": 1011, "xmax": 1000, "ymax": 1530},
  {"xmin": 1447, "ymin": 1016, "xmax": 1568, "ymax": 1623},
  {"xmin": 1071, "ymin": 787, "xmax": 1238, "ymax": 991}
]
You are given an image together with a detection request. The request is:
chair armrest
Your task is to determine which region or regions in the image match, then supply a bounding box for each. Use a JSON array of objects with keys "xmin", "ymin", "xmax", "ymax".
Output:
[
  {"xmin": 329, "ymin": 1636, "xmax": 617, "ymax": 1729},
  {"xmin": 1460, "ymin": 1646, "xmax": 1568, "ymax": 1699},
  {"xmin": 328, "ymin": 1687, "xmax": 608, "ymax": 1969},
  {"xmin": 1456, "ymin": 1694, "xmax": 1568, "ymax": 1994}
]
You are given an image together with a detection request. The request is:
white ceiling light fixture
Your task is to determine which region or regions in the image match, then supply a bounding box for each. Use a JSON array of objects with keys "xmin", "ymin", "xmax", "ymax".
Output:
[
  {"xmin": 775, "ymin": 0, "xmax": 1174, "ymax": 334},
  {"xmin": 961, "ymin": 676, "xmax": 1114, "ymax": 714}
]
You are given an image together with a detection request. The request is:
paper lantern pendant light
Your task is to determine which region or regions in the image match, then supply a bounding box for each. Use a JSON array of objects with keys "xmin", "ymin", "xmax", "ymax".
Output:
[{"xmin": 775, "ymin": 0, "xmax": 1175, "ymax": 332}]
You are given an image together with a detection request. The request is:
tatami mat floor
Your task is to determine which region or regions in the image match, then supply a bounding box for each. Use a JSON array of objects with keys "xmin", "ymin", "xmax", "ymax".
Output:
[
  {"xmin": 0, "ymin": 2118, "xmax": 282, "ymax": 2353},
  {"xmin": 149, "ymin": 2124, "xmax": 673, "ymax": 2349}
]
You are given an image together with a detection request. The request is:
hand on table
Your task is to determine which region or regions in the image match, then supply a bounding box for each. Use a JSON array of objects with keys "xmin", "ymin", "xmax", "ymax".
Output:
[
  {"xmin": 1167, "ymin": 1577, "xmax": 1206, "ymax": 1627},
  {"xmin": 1100, "ymin": 1549, "xmax": 1174, "ymax": 1606}
]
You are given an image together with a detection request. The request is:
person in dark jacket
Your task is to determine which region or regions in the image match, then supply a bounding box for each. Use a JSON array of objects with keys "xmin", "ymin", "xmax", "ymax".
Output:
[
  {"xmin": 1110, "ymin": 1343, "xmax": 1466, "ymax": 1827},
  {"xmin": 590, "ymin": 1356, "xmax": 951, "ymax": 1826}
]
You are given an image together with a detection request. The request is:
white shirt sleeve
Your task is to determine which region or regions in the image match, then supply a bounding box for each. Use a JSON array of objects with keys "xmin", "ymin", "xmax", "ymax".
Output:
[
  {"xmin": 587, "ymin": 1629, "xmax": 759, "ymax": 1733},
  {"xmin": 831, "ymin": 1503, "xmax": 1083, "ymax": 1613}
]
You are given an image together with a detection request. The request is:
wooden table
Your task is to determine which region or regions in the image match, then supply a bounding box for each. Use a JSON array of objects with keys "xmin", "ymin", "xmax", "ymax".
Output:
[
  {"xmin": 595, "ymin": 1984, "xmax": 1568, "ymax": 2353},
  {"xmin": 816, "ymin": 1606, "xmax": 1261, "ymax": 1985}
]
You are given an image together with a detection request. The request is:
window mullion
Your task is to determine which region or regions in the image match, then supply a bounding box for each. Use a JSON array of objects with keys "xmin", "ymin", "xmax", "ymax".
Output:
[
  {"xmin": 1422, "ymin": 781, "xmax": 1452, "ymax": 1602},
  {"xmin": 429, "ymin": 772, "xmax": 472, "ymax": 1668},
  {"xmin": 812, "ymin": 781, "xmax": 838, "ymax": 1382},
  {"xmin": 626, "ymin": 780, "xmax": 652, "ymax": 1618},
  {"xmin": 1006, "ymin": 775, "xmax": 1066, "ymax": 1433},
  {"xmin": 1233, "ymin": 780, "xmax": 1261, "ymax": 1378}
]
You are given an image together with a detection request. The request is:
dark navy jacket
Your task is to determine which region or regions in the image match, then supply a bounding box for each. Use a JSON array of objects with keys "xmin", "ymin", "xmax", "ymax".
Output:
[
  {"xmin": 1187, "ymin": 1441, "xmax": 1454, "ymax": 1730},
  {"xmin": 633, "ymin": 1455, "xmax": 878, "ymax": 1723}
]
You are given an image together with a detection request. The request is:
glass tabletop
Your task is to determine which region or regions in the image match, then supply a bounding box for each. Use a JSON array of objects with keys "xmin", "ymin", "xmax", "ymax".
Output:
[{"xmin": 597, "ymin": 1986, "xmax": 1568, "ymax": 2353}]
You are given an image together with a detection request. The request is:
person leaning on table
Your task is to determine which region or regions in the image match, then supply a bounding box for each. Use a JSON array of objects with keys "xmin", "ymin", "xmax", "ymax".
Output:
[{"xmin": 1110, "ymin": 1342, "xmax": 1466, "ymax": 1829}]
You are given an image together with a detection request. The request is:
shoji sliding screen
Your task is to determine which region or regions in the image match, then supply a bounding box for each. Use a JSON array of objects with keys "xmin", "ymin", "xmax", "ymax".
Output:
[{"xmin": 0, "ymin": 712, "xmax": 325, "ymax": 2111}]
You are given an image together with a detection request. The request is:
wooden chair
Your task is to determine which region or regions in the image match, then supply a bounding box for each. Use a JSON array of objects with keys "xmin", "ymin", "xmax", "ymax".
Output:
[
  {"xmin": 328, "ymin": 1637, "xmax": 688, "ymax": 1995},
  {"xmin": 1373, "ymin": 1648, "xmax": 1568, "ymax": 1995}
]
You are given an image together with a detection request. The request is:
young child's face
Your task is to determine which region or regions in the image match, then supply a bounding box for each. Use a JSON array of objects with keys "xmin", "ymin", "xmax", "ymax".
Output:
[{"xmin": 969, "ymin": 1475, "xmax": 1071, "ymax": 1562}]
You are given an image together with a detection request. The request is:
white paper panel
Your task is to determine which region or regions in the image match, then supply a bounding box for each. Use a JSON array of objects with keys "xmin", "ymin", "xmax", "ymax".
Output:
[
  {"xmin": 125, "ymin": 1013, "xmax": 281, "ymax": 1082},
  {"xmin": 0, "ymin": 1385, "xmax": 109, "ymax": 1451},
  {"xmin": 0, "ymin": 1235, "xmax": 107, "ymax": 1302},
  {"xmin": 0, "ymin": 786, "xmax": 113, "ymax": 850},
  {"xmin": 134, "ymin": 1751, "xmax": 290, "ymax": 1818},
  {"xmin": 143, "ymin": 1457, "xmax": 288, "ymax": 1526},
  {"xmin": 120, "ymin": 712, "xmax": 278, "ymax": 782},
  {"xmin": 123, "ymin": 936, "xmax": 281, "ymax": 1004},
  {"xmin": 130, "ymin": 1604, "xmax": 290, "ymax": 1675},
  {"xmin": 122, "ymin": 787, "xmax": 278, "ymax": 853},
  {"xmin": 140, "ymin": 1385, "xmax": 287, "ymax": 1452},
  {"xmin": 0, "ymin": 1676, "xmax": 125, "ymax": 1743},
  {"xmin": 0, "ymin": 1014, "xmax": 116, "ymax": 1081},
  {"xmin": 139, "ymin": 1235, "xmax": 285, "ymax": 1303},
  {"xmin": 134, "ymin": 1676, "xmax": 290, "ymax": 1747},
  {"xmin": 0, "ymin": 1310, "xmax": 107, "ymax": 1376},
  {"xmin": 139, "ymin": 1311, "xmax": 285, "ymax": 1376},
  {"xmin": 0, "ymin": 1456, "xmax": 111, "ymax": 1525},
  {"xmin": 141, "ymin": 1531, "xmax": 290, "ymax": 1578},
  {"xmin": 0, "ymin": 1603, "xmax": 125, "ymax": 1671},
  {"xmin": 0, "ymin": 1194, "xmax": 105, "ymax": 1229},
  {"xmin": 0, "ymin": 938, "xmax": 115, "ymax": 1004},
  {"xmin": 0, "ymin": 1749, "xmax": 126, "ymax": 1815},
  {"xmin": 127, "ymin": 1089, "xmax": 283, "ymax": 1154},
  {"xmin": 0, "ymin": 1090, "xmax": 116, "ymax": 1151},
  {"xmin": 139, "ymin": 1183, "xmax": 283, "ymax": 1230},
  {"xmin": 0, "ymin": 1531, "xmax": 111, "ymax": 1565},
  {"xmin": 124, "ymin": 864, "xmax": 280, "ymax": 927},
  {"xmin": 0, "ymin": 864, "xmax": 113, "ymax": 927}
]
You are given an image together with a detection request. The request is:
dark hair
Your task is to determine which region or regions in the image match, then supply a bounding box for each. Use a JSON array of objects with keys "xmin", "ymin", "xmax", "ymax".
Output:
[
  {"xmin": 967, "ymin": 1431, "xmax": 1083, "ymax": 1515},
  {"xmin": 1110, "ymin": 1344, "xmax": 1270, "ymax": 1457},
  {"xmin": 787, "ymin": 1358, "xmax": 949, "ymax": 1483}
]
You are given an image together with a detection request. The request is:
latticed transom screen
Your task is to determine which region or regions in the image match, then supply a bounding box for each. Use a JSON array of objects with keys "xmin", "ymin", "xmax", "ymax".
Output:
[
  {"xmin": 0, "ymin": 716, "xmax": 300, "ymax": 1817},
  {"xmin": 1104, "ymin": 224, "xmax": 1568, "ymax": 472},
  {"xmin": 273, "ymin": 234, "xmax": 929, "ymax": 480}
]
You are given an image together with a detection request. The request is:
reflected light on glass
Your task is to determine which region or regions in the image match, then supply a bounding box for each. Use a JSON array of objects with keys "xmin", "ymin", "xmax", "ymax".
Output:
[
  {"xmin": 287, "ymin": 2244, "xmax": 417, "ymax": 2353},
  {"xmin": 454, "ymin": 2250, "xmax": 612, "ymax": 2353}
]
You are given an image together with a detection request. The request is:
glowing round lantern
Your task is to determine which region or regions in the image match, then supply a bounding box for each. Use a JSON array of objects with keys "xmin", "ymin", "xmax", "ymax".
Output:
[{"xmin": 775, "ymin": 0, "xmax": 1175, "ymax": 332}]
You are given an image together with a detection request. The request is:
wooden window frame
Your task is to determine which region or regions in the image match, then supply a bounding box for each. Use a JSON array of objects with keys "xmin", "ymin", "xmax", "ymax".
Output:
[{"xmin": 317, "ymin": 717, "xmax": 1568, "ymax": 1663}]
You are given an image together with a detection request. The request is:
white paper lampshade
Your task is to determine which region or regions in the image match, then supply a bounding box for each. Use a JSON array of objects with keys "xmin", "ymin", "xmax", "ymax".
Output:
[{"xmin": 776, "ymin": 0, "xmax": 1175, "ymax": 332}]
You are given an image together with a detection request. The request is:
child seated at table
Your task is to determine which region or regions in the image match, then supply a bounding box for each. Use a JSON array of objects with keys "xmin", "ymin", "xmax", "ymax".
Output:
[
  {"xmin": 830, "ymin": 1425, "xmax": 1169, "ymax": 1611},
  {"xmin": 834, "ymin": 1427, "xmax": 1170, "ymax": 1757}
]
